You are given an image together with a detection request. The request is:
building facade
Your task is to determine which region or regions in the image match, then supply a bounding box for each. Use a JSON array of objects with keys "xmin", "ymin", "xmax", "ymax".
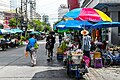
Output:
[
  {"xmin": 67, "ymin": 0, "xmax": 80, "ymax": 10},
  {"xmin": 42, "ymin": 15, "xmax": 49, "ymax": 24},
  {"xmin": 0, "ymin": 0, "xmax": 10, "ymax": 24},
  {"xmin": 35, "ymin": 12, "xmax": 41, "ymax": 20},
  {"xmin": 10, "ymin": 0, "xmax": 17, "ymax": 10},
  {"xmin": 0, "ymin": 12, "xmax": 4, "ymax": 24},
  {"xmin": 0, "ymin": 0, "xmax": 10, "ymax": 11},
  {"xmin": 58, "ymin": 4, "xmax": 68, "ymax": 20},
  {"xmin": 80, "ymin": 0, "xmax": 120, "ymax": 45}
]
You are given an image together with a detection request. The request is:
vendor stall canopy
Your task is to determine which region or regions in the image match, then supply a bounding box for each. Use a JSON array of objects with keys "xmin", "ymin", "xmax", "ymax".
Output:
[
  {"xmin": 92, "ymin": 22, "xmax": 120, "ymax": 28},
  {"xmin": 30, "ymin": 31, "xmax": 40, "ymax": 34},
  {"xmin": 54, "ymin": 20, "xmax": 92, "ymax": 30},
  {"xmin": 63, "ymin": 8, "xmax": 112, "ymax": 22},
  {"xmin": 11, "ymin": 29, "xmax": 23, "ymax": 33},
  {"xmin": 5, "ymin": 29, "xmax": 16, "ymax": 34}
]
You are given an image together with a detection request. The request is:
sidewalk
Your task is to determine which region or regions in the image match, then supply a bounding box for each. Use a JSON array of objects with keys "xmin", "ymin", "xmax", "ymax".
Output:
[{"xmin": 84, "ymin": 66, "xmax": 120, "ymax": 80}]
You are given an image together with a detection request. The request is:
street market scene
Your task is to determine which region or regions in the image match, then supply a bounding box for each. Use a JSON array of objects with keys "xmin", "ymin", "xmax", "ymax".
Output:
[{"xmin": 0, "ymin": 0, "xmax": 120, "ymax": 80}]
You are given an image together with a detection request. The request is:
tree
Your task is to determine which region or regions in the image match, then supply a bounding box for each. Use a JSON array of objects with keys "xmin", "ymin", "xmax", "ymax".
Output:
[
  {"xmin": 44, "ymin": 25, "xmax": 52, "ymax": 32},
  {"xmin": 32, "ymin": 20, "xmax": 44, "ymax": 31},
  {"xmin": 9, "ymin": 18, "xmax": 16, "ymax": 28},
  {"xmin": 9, "ymin": 18, "xmax": 20, "ymax": 28}
]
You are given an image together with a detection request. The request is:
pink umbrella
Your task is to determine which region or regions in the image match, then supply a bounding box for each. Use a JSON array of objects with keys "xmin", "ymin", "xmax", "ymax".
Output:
[{"xmin": 64, "ymin": 8, "xmax": 112, "ymax": 22}]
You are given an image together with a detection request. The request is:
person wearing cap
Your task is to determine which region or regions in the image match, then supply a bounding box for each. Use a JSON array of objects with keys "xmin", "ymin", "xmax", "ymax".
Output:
[{"xmin": 81, "ymin": 30, "xmax": 91, "ymax": 67}]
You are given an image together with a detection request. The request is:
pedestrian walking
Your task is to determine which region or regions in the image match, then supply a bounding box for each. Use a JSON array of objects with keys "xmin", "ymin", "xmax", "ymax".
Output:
[
  {"xmin": 26, "ymin": 35, "xmax": 38, "ymax": 67},
  {"xmin": 46, "ymin": 33, "xmax": 55, "ymax": 61}
]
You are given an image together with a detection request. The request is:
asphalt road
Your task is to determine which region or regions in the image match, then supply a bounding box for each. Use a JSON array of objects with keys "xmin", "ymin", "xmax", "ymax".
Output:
[
  {"xmin": 0, "ymin": 38, "xmax": 73, "ymax": 80},
  {"xmin": 0, "ymin": 37, "xmax": 120, "ymax": 80}
]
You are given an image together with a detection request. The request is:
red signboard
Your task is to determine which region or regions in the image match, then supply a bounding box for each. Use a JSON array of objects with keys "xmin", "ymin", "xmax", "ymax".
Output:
[{"xmin": 68, "ymin": 0, "xmax": 80, "ymax": 10}]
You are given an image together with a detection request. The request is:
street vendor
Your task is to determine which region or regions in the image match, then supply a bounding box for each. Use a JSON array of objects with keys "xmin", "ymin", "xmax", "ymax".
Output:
[{"xmin": 81, "ymin": 30, "xmax": 91, "ymax": 67}]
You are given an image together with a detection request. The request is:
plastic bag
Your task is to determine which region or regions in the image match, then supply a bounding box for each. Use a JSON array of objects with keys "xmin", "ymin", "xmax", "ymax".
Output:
[
  {"xmin": 25, "ymin": 51, "xmax": 28, "ymax": 57},
  {"xmin": 45, "ymin": 42, "xmax": 51, "ymax": 49},
  {"xmin": 34, "ymin": 43, "xmax": 39, "ymax": 49}
]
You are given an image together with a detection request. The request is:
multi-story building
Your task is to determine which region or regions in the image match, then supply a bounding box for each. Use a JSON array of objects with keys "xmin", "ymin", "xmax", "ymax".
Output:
[
  {"xmin": 58, "ymin": 4, "xmax": 69, "ymax": 20},
  {"xmin": 35, "ymin": 12, "xmax": 41, "ymax": 20},
  {"xmin": 0, "ymin": 12, "xmax": 4, "ymax": 24},
  {"xmin": 0, "ymin": 0, "xmax": 10, "ymax": 11},
  {"xmin": 67, "ymin": 0, "xmax": 80, "ymax": 10},
  {"xmin": 42, "ymin": 15, "xmax": 49, "ymax": 24},
  {"xmin": 10, "ymin": 0, "xmax": 21, "ymax": 11},
  {"xmin": 80, "ymin": 0, "xmax": 120, "ymax": 45},
  {"xmin": 0, "ymin": 0, "xmax": 10, "ymax": 24}
]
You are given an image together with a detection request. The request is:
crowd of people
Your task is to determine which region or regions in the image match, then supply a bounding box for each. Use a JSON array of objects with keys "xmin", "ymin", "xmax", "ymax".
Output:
[{"xmin": 25, "ymin": 31, "xmax": 109, "ymax": 67}]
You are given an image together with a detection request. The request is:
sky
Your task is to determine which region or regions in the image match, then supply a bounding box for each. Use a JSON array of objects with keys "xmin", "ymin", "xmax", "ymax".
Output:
[{"xmin": 36, "ymin": 0, "xmax": 67, "ymax": 24}]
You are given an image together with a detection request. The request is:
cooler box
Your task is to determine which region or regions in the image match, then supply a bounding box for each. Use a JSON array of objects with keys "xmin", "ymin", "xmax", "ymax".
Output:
[
  {"xmin": 94, "ymin": 58, "xmax": 103, "ymax": 68},
  {"xmin": 57, "ymin": 54, "xmax": 63, "ymax": 60},
  {"xmin": 94, "ymin": 52, "xmax": 101, "ymax": 59}
]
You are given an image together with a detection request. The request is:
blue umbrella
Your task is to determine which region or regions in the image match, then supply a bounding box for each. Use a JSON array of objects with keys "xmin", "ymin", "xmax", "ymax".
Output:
[
  {"xmin": 92, "ymin": 22, "xmax": 120, "ymax": 28},
  {"xmin": 11, "ymin": 29, "xmax": 23, "ymax": 33},
  {"xmin": 5, "ymin": 29, "xmax": 16, "ymax": 34},
  {"xmin": 64, "ymin": 8, "xmax": 82, "ymax": 19},
  {"xmin": 54, "ymin": 20, "xmax": 92, "ymax": 30},
  {"xmin": 30, "ymin": 31, "xmax": 40, "ymax": 34},
  {"xmin": 54, "ymin": 21, "xmax": 66, "ymax": 30}
]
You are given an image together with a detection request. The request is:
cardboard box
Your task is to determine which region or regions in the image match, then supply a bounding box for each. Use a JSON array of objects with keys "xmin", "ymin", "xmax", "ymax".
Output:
[
  {"xmin": 56, "ymin": 47, "xmax": 63, "ymax": 54},
  {"xmin": 94, "ymin": 52, "xmax": 101, "ymax": 59}
]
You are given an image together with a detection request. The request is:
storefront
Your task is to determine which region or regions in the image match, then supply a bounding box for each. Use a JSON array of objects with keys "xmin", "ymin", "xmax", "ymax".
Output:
[{"xmin": 81, "ymin": 0, "xmax": 120, "ymax": 45}]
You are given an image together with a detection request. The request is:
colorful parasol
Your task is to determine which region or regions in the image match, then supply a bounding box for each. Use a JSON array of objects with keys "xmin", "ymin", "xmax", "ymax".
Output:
[{"xmin": 64, "ymin": 8, "xmax": 112, "ymax": 22}]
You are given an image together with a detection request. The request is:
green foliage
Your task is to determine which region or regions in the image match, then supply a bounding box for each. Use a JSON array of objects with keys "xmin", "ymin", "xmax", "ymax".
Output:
[
  {"xmin": 20, "ymin": 36, "xmax": 26, "ymax": 41},
  {"xmin": 44, "ymin": 25, "xmax": 52, "ymax": 32},
  {"xmin": 25, "ymin": 33, "xmax": 29, "ymax": 40},
  {"xmin": 9, "ymin": 18, "xmax": 20, "ymax": 28},
  {"xmin": 27, "ymin": 24, "xmax": 32, "ymax": 30},
  {"xmin": 30, "ymin": 20, "xmax": 44, "ymax": 31},
  {"xmin": 9, "ymin": 18, "xmax": 16, "ymax": 27},
  {"xmin": 60, "ymin": 42, "xmax": 67, "ymax": 52}
]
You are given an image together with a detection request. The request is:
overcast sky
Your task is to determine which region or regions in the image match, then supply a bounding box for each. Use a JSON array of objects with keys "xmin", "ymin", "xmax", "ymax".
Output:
[{"xmin": 36, "ymin": 0, "xmax": 67, "ymax": 24}]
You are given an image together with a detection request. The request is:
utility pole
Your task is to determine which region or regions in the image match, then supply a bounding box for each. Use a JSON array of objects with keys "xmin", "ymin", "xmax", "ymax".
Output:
[
  {"xmin": 15, "ymin": 8, "xmax": 19, "ymax": 28},
  {"xmin": 21, "ymin": 0, "xmax": 28, "ymax": 37}
]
